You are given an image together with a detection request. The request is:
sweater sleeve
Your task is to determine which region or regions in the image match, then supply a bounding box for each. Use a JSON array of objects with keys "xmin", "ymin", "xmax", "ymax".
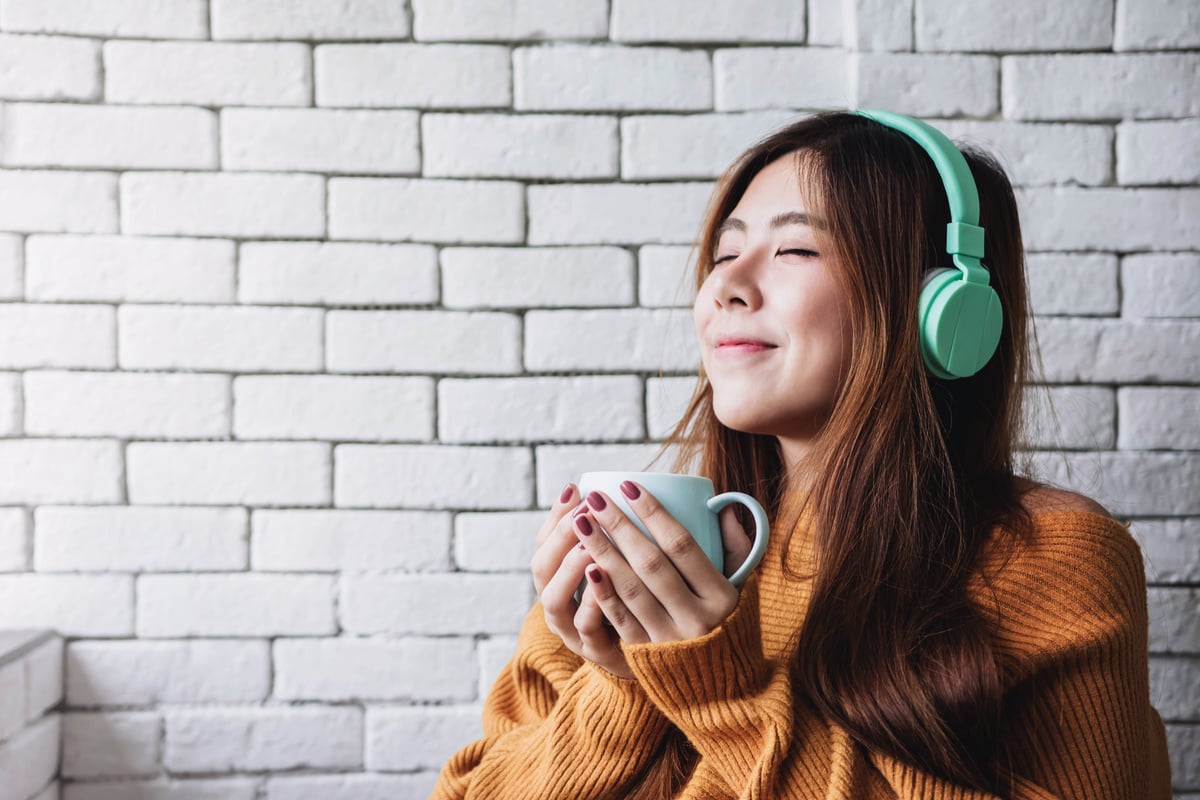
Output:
[{"xmin": 429, "ymin": 602, "xmax": 672, "ymax": 800}]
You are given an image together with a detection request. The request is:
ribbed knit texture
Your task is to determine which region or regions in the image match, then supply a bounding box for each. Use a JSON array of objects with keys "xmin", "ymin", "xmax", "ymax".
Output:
[{"xmin": 431, "ymin": 511, "xmax": 1171, "ymax": 799}]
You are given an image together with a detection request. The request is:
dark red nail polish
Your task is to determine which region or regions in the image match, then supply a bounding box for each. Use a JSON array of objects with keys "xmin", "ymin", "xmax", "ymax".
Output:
[
  {"xmin": 586, "ymin": 492, "xmax": 606, "ymax": 511},
  {"xmin": 587, "ymin": 566, "xmax": 602, "ymax": 583},
  {"xmin": 619, "ymin": 481, "xmax": 640, "ymax": 500},
  {"xmin": 559, "ymin": 484, "xmax": 573, "ymax": 504},
  {"xmin": 575, "ymin": 515, "xmax": 593, "ymax": 535}
]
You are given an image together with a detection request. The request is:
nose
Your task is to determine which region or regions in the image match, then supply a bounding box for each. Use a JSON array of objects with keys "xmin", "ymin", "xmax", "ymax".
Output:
[{"xmin": 708, "ymin": 248, "xmax": 764, "ymax": 310}]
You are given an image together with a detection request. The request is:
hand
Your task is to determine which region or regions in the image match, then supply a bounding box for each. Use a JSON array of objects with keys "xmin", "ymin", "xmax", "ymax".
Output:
[
  {"xmin": 572, "ymin": 481, "xmax": 753, "ymax": 646},
  {"xmin": 531, "ymin": 483, "xmax": 634, "ymax": 678}
]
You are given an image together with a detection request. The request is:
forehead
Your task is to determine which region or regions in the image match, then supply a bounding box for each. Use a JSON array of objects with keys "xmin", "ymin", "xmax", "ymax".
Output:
[{"xmin": 726, "ymin": 154, "xmax": 809, "ymax": 223}]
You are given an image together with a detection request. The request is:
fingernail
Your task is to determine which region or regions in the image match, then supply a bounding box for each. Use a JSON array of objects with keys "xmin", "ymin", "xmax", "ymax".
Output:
[
  {"xmin": 559, "ymin": 484, "xmax": 573, "ymax": 504},
  {"xmin": 586, "ymin": 491, "xmax": 606, "ymax": 511},
  {"xmin": 575, "ymin": 515, "xmax": 593, "ymax": 536},
  {"xmin": 587, "ymin": 566, "xmax": 602, "ymax": 583},
  {"xmin": 619, "ymin": 481, "xmax": 640, "ymax": 500}
]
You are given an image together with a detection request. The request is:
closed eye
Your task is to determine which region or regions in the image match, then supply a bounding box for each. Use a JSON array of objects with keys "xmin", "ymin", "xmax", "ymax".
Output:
[
  {"xmin": 780, "ymin": 248, "xmax": 819, "ymax": 258},
  {"xmin": 712, "ymin": 253, "xmax": 737, "ymax": 265}
]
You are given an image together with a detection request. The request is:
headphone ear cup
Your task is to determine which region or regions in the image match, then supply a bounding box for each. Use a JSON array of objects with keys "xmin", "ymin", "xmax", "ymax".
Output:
[{"xmin": 918, "ymin": 268, "xmax": 1003, "ymax": 379}]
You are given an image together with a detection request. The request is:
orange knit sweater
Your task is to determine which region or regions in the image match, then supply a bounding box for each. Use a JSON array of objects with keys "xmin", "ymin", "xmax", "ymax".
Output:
[{"xmin": 431, "ymin": 511, "xmax": 1171, "ymax": 799}]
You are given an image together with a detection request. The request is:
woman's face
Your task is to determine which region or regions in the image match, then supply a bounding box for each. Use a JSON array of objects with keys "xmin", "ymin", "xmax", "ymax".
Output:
[{"xmin": 693, "ymin": 153, "xmax": 852, "ymax": 464}]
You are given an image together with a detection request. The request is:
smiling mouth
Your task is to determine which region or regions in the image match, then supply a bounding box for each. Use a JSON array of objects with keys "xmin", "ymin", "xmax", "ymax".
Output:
[{"xmin": 715, "ymin": 340, "xmax": 776, "ymax": 354}]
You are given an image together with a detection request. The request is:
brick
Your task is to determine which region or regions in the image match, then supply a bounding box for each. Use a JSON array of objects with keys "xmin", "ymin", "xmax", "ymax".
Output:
[
  {"xmin": 0, "ymin": 371, "xmax": 20, "ymax": 436},
  {"xmin": 1, "ymin": 103, "xmax": 216, "ymax": 170},
  {"xmin": 316, "ymin": 44, "xmax": 510, "ymax": 108},
  {"xmin": 525, "ymin": 309, "xmax": 699, "ymax": 372},
  {"xmin": 25, "ymin": 371, "xmax": 230, "ymax": 439},
  {"xmin": 105, "ymin": 41, "xmax": 311, "ymax": 106},
  {"xmin": 1132, "ymin": 518, "xmax": 1200, "ymax": 583},
  {"xmin": 0, "ymin": 234, "xmax": 20, "ymax": 299},
  {"xmin": 265, "ymin": 774, "xmax": 438, "ymax": 800},
  {"xmin": 0, "ymin": 304, "xmax": 114, "ymax": 369},
  {"xmin": 334, "ymin": 444, "xmax": 532, "ymax": 509},
  {"xmin": 438, "ymin": 376, "xmax": 644, "ymax": 442},
  {"xmin": 34, "ymin": 506, "xmax": 246, "ymax": 572},
  {"xmin": 611, "ymin": 0, "xmax": 804, "ymax": 42},
  {"xmin": 0, "ymin": 0, "xmax": 208, "ymax": 37},
  {"xmin": 273, "ymin": 637, "xmax": 476, "ymax": 702},
  {"xmin": 1150, "ymin": 656, "xmax": 1200, "ymax": 720},
  {"xmin": 1025, "ymin": 253, "xmax": 1119, "ymax": 316},
  {"xmin": 1119, "ymin": 388, "xmax": 1200, "ymax": 450},
  {"xmin": 1018, "ymin": 188, "xmax": 1200, "ymax": 251},
  {"xmin": 343, "ymin": 574, "xmax": 530, "ymax": 635},
  {"xmin": 845, "ymin": 0, "xmax": 912, "ymax": 51},
  {"xmin": 1117, "ymin": 120, "xmax": 1200, "ymax": 185},
  {"xmin": 233, "ymin": 376, "xmax": 434, "ymax": 441},
  {"xmin": 251, "ymin": 509, "xmax": 451, "ymax": 571},
  {"xmin": 0, "ymin": 575, "xmax": 132, "ymax": 635},
  {"xmin": 121, "ymin": 172, "xmax": 324, "ymax": 238},
  {"xmin": 1166, "ymin": 723, "xmax": 1200, "ymax": 787},
  {"xmin": 515, "ymin": 45, "xmax": 711, "ymax": 111},
  {"xmin": 328, "ymin": 178, "xmax": 523, "ymax": 244},
  {"xmin": 1021, "ymin": 385, "xmax": 1115, "ymax": 450},
  {"xmin": 1002, "ymin": 53, "xmax": 1200, "ymax": 120},
  {"xmin": 442, "ymin": 247, "xmax": 634, "ymax": 309},
  {"xmin": 0, "ymin": 660, "xmax": 23, "ymax": 740},
  {"xmin": 534, "ymin": 443, "xmax": 670, "ymax": 507},
  {"xmin": 1027, "ymin": 452, "xmax": 1200, "ymax": 516},
  {"xmin": 1123, "ymin": 254, "xmax": 1200, "ymax": 318},
  {"xmin": 366, "ymin": 706, "xmax": 482, "ymax": 771},
  {"xmin": 0, "ymin": 717, "xmax": 60, "ymax": 800},
  {"xmin": 855, "ymin": 53, "xmax": 999, "ymax": 117},
  {"xmin": 713, "ymin": 48, "xmax": 849, "ymax": 111},
  {"xmin": 1035, "ymin": 319, "xmax": 1200, "ymax": 382},
  {"xmin": 1149, "ymin": 587, "xmax": 1200, "ymax": 652},
  {"xmin": 26, "ymin": 235, "xmax": 235, "ymax": 304},
  {"xmin": 138, "ymin": 574, "xmax": 336, "ymax": 637},
  {"xmin": 916, "ymin": 0, "xmax": 1112, "ymax": 51},
  {"xmin": 164, "ymin": 707, "xmax": 361, "ymax": 772},
  {"xmin": 211, "ymin": 0, "xmax": 410, "ymax": 40},
  {"xmin": 0, "ymin": 440, "xmax": 122, "ymax": 505},
  {"xmin": 413, "ymin": 0, "xmax": 607, "ymax": 41},
  {"xmin": 478, "ymin": 635, "xmax": 517, "ymax": 697},
  {"xmin": 64, "ymin": 779, "xmax": 258, "ymax": 800},
  {"xmin": 808, "ymin": 0, "xmax": 844, "ymax": 46},
  {"xmin": 326, "ymin": 311, "xmax": 521, "ymax": 374},
  {"xmin": 25, "ymin": 636, "xmax": 63, "ymax": 718},
  {"xmin": 0, "ymin": 170, "xmax": 116, "ymax": 234},
  {"xmin": 639, "ymin": 245, "xmax": 696, "ymax": 308},
  {"xmin": 127, "ymin": 442, "xmax": 331, "ymax": 507},
  {"xmin": 119, "ymin": 305, "xmax": 323, "ymax": 372},
  {"xmin": 647, "ymin": 376, "xmax": 699, "ymax": 439},
  {"xmin": 454, "ymin": 511, "xmax": 542, "ymax": 572},
  {"xmin": 240, "ymin": 242, "xmax": 438, "ymax": 306},
  {"xmin": 528, "ymin": 182, "xmax": 712, "ymax": 245},
  {"xmin": 62, "ymin": 712, "xmax": 160, "ymax": 778},
  {"xmin": 67, "ymin": 640, "xmax": 269, "ymax": 706},
  {"xmin": 423, "ymin": 113, "xmax": 617, "ymax": 179},
  {"xmin": 931, "ymin": 120, "xmax": 1113, "ymax": 187},
  {"xmin": 1115, "ymin": 0, "xmax": 1200, "ymax": 50},
  {"xmin": 0, "ymin": 34, "xmax": 99, "ymax": 101},
  {"xmin": 222, "ymin": 109, "xmax": 419, "ymax": 174},
  {"xmin": 0, "ymin": 508, "xmax": 29, "ymax": 571},
  {"xmin": 621, "ymin": 112, "xmax": 797, "ymax": 180}
]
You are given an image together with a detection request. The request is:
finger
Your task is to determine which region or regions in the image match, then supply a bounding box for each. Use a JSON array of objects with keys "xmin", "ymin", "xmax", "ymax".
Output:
[
  {"xmin": 718, "ymin": 505, "xmax": 754, "ymax": 578},
  {"xmin": 540, "ymin": 543, "xmax": 593, "ymax": 644},
  {"xmin": 534, "ymin": 482, "xmax": 579, "ymax": 548},
  {"xmin": 582, "ymin": 564, "xmax": 649, "ymax": 645},
  {"xmin": 573, "ymin": 506, "xmax": 672, "ymax": 633},
  {"xmin": 588, "ymin": 485, "xmax": 723, "ymax": 602},
  {"xmin": 531, "ymin": 497, "xmax": 589, "ymax": 595}
]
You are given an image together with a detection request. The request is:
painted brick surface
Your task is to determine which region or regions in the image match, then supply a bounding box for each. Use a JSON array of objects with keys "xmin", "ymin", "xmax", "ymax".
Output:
[{"xmin": 0, "ymin": 1, "xmax": 1195, "ymax": 794}]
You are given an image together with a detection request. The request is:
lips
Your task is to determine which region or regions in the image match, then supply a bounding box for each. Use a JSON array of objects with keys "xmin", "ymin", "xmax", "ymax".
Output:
[{"xmin": 714, "ymin": 337, "xmax": 777, "ymax": 353}]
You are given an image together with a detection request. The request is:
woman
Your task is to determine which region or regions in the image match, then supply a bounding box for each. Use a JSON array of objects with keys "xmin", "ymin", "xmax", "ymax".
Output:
[{"xmin": 431, "ymin": 110, "xmax": 1171, "ymax": 798}]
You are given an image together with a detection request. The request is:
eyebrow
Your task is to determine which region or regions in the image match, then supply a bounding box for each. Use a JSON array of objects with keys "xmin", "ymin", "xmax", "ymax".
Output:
[{"xmin": 715, "ymin": 211, "xmax": 824, "ymax": 240}]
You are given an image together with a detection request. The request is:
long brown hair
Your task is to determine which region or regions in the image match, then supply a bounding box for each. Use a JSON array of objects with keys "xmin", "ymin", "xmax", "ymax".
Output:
[{"xmin": 638, "ymin": 111, "xmax": 1034, "ymax": 796}]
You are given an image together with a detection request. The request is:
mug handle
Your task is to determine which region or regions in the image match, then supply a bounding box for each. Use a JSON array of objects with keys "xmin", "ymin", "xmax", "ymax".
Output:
[{"xmin": 706, "ymin": 492, "xmax": 770, "ymax": 587}]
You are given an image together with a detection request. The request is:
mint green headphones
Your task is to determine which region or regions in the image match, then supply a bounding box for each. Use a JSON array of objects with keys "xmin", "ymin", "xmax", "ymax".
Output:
[{"xmin": 854, "ymin": 109, "xmax": 1004, "ymax": 380}]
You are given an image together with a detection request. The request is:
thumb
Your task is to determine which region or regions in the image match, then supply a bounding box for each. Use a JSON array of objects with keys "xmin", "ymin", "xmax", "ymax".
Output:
[{"xmin": 718, "ymin": 505, "xmax": 753, "ymax": 579}]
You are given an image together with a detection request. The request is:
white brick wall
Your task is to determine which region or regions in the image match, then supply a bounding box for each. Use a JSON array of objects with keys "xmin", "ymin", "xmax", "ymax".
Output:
[{"xmin": 0, "ymin": 1, "xmax": 1194, "ymax": 795}]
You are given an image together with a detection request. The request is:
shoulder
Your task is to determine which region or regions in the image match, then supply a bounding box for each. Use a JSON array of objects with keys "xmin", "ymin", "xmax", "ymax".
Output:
[{"xmin": 1015, "ymin": 480, "xmax": 1112, "ymax": 519}]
